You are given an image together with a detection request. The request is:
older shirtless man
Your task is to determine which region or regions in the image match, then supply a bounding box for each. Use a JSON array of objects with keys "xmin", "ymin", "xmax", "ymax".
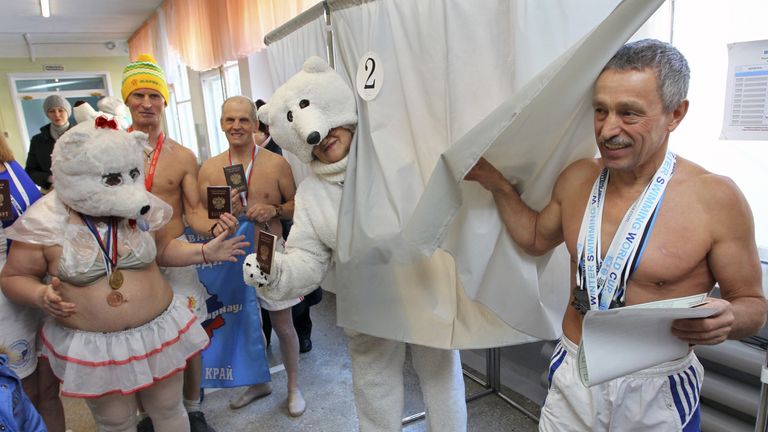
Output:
[
  {"xmin": 123, "ymin": 54, "xmax": 234, "ymax": 432},
  {"xmin": 466, "ymin": 39, "xmax": 766, "ymax": 431},
  {"xmin": 198, "ymin": 96, "xmax": 305, "ymax": 416}
]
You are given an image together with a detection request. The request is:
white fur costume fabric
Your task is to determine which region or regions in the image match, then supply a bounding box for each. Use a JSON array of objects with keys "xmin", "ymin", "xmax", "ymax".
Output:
[{"xmin": 54, "ymin": 104, "xmax": 150, "ymax": 219}]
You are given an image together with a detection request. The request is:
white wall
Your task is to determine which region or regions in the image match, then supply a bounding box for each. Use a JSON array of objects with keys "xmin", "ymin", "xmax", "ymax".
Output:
[
  {"xmin": 246, "ymin": 50, "xmax": 275, "ymax": 102},
  {"xmin": 664, "ymin": 0, "xmax": 768, "ymax": 247}
]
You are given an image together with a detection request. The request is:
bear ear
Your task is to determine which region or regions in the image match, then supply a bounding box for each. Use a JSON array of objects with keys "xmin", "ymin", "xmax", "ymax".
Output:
[
  {"xmin": 53, "ymin": 131, "xmax": 88, "ymax": 163},
  {"xmin": 302, "ymin": 56, "xmax": 331, "ymax": 74},
  {"xmin": 130, "ymin": 130, "xmax": 149, "ymax": 151},
  {"xmin": 73, "ymin": 103, "xmax": 99, "ymax": 124},
  {"xmin": 257, "ymin": 103, "xmax": 271, "ymax": 125}
]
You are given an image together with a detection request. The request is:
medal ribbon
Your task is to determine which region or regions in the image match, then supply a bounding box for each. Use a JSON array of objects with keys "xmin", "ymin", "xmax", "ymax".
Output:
[
  {"xmin": 575, "ymin": 151, "xmax": 676, "ymax": 310},
  {"xmin": 144, "ymin": 132, "xmax": 165, "ymax": 191},
  {"xmin": 80, "ymin": 214, "xmax": 118, "ymax": 277},
  {"xmin": 227, "ymin": 145, "xmax": 257, "ymax": 207}
]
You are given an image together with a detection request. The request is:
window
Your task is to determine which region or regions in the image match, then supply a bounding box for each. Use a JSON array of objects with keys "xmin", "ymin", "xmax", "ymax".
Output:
[
  {"xmin": 647, "ymin": 0, "xmax": 768, "ymax": 247},
  {"xmin": 202, "ymin": 61, "xmax": 242, "ymax": 158},
  {"xmin": 9, "ymin": 73, "xmax": 111, "ymax": 150},
  {"xmin": 164, "ymin": 52, "xmax": 200, "ymax": 160}
]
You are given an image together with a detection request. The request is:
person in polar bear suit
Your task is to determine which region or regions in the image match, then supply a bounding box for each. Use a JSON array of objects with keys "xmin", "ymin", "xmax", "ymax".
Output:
[{"xmin": 243, "ymin": 56, "xmax": 467, "ymax": 431}]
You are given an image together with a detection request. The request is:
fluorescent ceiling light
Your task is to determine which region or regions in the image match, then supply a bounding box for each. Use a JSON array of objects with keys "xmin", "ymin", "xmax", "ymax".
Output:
[
  {"xmin": 40, "ymin": 0, "xmax": 50, "ymax": 18},
  {"xmin": 22, "ymin": 80, "xmax": 87, "ymax": 92}
]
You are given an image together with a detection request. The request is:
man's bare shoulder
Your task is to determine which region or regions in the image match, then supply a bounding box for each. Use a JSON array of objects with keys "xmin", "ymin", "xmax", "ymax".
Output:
[
  {"xmin": 256, "ymin": 149, "xmax": 293, "ymax": 177},
  {"xmin": 562, "ymin": 157, "xmax": 602, "ymax": 175},
  {"xmin": 672, "ymin": 157, "xmax": 749, "ymax": 221},
  {"xmin": 554, "ymin": 158, "xmax": 602, "ymax": 193},
  {"xmin": 163, "ymin": 138, "xmax": 198, "ymax": 168},
  {"xmin": 257, "ymin": 148, "xmax": 290, "ymax": 166},
  {"xmin": 199, "ymin": 152, "xmax": 229, "ymax": 175}
]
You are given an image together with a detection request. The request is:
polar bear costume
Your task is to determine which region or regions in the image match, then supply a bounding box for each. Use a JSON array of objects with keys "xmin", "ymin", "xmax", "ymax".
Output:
[{"xmin": 243, "ymin": 57, "xmax": 466, "ymax": 431}]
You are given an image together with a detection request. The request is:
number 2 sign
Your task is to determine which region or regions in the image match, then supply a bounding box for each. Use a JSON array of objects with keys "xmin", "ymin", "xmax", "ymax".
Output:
[{"xmin": 356, "ymin": 52, "xmax": 383, "ymax": 101}]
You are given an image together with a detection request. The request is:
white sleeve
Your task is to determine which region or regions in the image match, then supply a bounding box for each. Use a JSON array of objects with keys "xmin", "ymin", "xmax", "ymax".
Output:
[{"xmin": 264, "ymin": 184, "xmax": 335, "ymax": 300}]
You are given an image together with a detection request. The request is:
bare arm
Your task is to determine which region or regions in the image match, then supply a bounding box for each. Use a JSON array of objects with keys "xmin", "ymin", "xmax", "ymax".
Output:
[
  {"xmin": 246, "ymin": 158, "xmax": 297, "ymax": 223},
  {"xmin": 179, "ymin": 152, "xmax": 212, "ymax": 235},
  {"xmin": 155, "ymin": 230, "xmax": 249, "ymax": 267},
  {"xmin": 672, "ymin": 176, "xmax": 767, "ymax": 344},
  {"xmin": 0, "ymin": 242, "xmax": 76, "ymax": 317},
  {"xmin": 275, "ymin": 158, "xmax": 296, "ymax": 219},
  {"xmin": 464, "ymin": 157, "xmax": 565, "ymax": 255}
]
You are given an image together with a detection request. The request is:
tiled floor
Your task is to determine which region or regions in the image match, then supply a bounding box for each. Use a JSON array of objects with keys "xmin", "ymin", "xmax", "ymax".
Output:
[{"xmin": 61, "ymin": 292, "xmax": 540, "ymax": 431}]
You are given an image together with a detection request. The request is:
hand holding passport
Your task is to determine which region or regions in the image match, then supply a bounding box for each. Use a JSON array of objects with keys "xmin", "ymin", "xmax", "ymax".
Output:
[{"xmin": 207, "ymin": 185, "xmax": 232, "ymax": 219}]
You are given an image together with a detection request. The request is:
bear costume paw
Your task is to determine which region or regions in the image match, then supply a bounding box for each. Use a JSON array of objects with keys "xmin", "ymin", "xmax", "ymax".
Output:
[{"xmin": 243, "ymin": 253, "xmax": 268, "ymax": 287}]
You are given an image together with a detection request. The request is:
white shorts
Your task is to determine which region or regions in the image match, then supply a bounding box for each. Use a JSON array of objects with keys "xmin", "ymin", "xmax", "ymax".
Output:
[
  {"xmin": 160, "ymin": 235, "xmax": 208, "ymax": 321},
  {"xmin": 539, "ymin": 336, "xmax": 702, "ymax": 432}
]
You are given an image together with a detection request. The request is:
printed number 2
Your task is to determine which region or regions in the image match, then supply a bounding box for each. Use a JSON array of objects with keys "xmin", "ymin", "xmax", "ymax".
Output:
[{"xmin": 364, "ymin": 58, "xmax": 376, "ymax": 89}]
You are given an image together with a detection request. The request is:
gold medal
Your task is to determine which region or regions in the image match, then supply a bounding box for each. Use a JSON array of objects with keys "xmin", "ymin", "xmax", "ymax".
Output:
[
  {"xmin": 107, "ymin": 291, "xmax": 124, "ymax": 307},
  {"xmin": 109, "ymin": 270, "xmax": 124, "ymax": 290}
]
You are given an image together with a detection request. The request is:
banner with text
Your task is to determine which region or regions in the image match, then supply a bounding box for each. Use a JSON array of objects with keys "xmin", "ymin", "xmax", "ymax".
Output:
[{"xmin": 185, "ymin": 220, "xmax": 270, "ymax": 388}]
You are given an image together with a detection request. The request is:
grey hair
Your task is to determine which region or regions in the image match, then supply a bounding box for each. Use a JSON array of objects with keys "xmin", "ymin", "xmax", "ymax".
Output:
[
  {"xmin": 602, "ymin": 39, "xmax": 690, "ymax": 112},
  {"xmin": 220, "ymin": 96, "xmax": 257, "ymax": 122}
]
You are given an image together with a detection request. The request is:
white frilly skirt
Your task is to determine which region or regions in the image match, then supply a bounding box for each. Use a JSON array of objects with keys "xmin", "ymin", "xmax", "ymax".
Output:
[{"xmin": 40, "ymin": 295, "xmax": 209, "ymax": 398}]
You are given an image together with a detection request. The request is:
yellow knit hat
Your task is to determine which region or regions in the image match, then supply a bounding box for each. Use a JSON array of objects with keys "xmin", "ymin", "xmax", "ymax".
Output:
[{"xmin": 121, "ymin": 54, "xmax": 170, "ymax": 105}]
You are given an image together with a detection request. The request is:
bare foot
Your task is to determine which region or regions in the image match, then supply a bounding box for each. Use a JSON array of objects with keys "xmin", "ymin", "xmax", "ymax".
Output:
[
  {"xmin": 288, "ymin": 389, "xmax": 306, "ymax": 417},
  {"xmin": 229, "ymin": 383, "xmax": 273, "ymax": 409}
]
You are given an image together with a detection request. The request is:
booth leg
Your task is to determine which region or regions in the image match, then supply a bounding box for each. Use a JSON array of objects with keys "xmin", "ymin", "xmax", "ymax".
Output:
[
  {"xmin": 403, "ymin": 348, "xmax": 539, "ymax": 426},
  {"xmin": 756, "ymin": 350, "xmax": 768, "ymax": 432}
]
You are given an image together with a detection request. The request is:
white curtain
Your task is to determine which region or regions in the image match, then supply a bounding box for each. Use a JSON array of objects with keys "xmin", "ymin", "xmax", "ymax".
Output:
[
  {"xmin": 264, "ymin": 2, "xmax": 329, "ymax": 186},
  {"xmin": 325, "ymin": 0, "xmax": 662, "ymax": 347}
]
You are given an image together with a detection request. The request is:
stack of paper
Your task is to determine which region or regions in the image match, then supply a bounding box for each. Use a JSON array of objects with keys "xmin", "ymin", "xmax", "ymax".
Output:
[{"xmin": 579, "ymin": 294, "xmax": 714, "ymax": 386}]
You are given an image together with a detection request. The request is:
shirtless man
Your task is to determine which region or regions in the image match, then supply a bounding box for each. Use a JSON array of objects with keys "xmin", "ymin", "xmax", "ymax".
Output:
[
  {"xmin": 466, "ymin": 39, "xmax": 766, "ymax": 431},
  {"xmin": 122, "ymin": 54, "xmax": 234, "ymax": 432},
  {"xmin": 198, "ymin": 96, "xmax": 305, "ymax": 416}
]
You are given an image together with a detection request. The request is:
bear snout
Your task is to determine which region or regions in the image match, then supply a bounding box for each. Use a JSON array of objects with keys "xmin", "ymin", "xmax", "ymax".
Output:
[
  {"xmin": 306, "ymin": 131, "xmax": 321, "ymax": 145},
  {"xmin": 140, "ymin": 205, "xmax": 150, "ymax": 215}
]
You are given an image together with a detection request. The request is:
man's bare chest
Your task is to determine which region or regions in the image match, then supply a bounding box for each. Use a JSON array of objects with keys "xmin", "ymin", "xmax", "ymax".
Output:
[{"xmin": 566, "ymin": 194, "xmax": 710, "ymax": 286}]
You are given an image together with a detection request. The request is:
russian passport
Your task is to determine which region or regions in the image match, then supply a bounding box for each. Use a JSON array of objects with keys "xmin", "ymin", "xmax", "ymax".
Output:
[
  {"xmin": 223, "ymin": 164, "xmax": 248, "ymax": 193},
  {"xmin": 207, "ymin": 186, "xmax": 231, "ymax": 219},
  {"xmin": 256, "ymin": 229, "xmax": 277, "ymax": 275},
  {"xmin": 0, "ymin": 180, "xmax": 11, "ymax": 221}
]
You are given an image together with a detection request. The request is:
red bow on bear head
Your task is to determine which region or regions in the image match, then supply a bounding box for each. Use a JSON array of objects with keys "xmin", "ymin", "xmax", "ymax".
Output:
[{"xmin": 95, "ymin": 116, "xmax": 118, "ymax": 130}]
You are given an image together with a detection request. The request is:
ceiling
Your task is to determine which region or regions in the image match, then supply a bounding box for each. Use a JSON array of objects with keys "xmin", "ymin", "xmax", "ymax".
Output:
[{"xmin": 0, "ymin": 0, "xmax": 163, "ymax": 59}]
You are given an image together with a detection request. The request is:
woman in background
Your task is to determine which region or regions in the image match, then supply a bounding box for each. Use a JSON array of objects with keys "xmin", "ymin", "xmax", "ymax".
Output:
[
  {"xmin": 25, "ymin": 94, "xmax": 72, "ymax": 194},
  {"xmin": 0, "ymin": 132, "xmax": 64, "ymax": 431}
]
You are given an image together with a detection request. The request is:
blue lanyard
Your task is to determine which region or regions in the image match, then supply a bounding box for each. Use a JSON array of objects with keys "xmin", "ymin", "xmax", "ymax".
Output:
[{"xmin": 576, "ymin": 151, "xmax": 676, "ymax": 310}]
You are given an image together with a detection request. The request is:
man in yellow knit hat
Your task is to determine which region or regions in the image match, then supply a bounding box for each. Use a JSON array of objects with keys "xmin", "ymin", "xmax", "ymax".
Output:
[
  {"xmin": 121, "ymin": 54, "xmax": 171, "ymax": 104},
  {"xmin": 123, "ymin": 53, "xmax": 235, "ymax": 432}
]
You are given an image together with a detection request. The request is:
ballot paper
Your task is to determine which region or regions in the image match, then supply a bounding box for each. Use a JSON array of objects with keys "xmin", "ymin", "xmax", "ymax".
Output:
[{"xmin": 578, "ymin": 294, "xmax": 715, "ymax": 387}]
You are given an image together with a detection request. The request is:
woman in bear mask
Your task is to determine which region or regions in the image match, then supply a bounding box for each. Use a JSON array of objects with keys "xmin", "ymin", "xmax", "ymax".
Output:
[
  {"xmin": 1, "ymin": 107, "xmax": 247, "ymax": 431},
  {"xmin": 245, "ymin": 57, "xmax": 467, "ymax": 432}
]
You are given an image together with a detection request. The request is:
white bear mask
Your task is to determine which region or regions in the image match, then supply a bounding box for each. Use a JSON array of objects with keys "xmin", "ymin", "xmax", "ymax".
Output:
[
  {"xmin": 52, "ymin": 114, "xmax": 151, "ymax": 219},
  {"xmin": 258, "ymin": 56, "xmax": 357, "ymax": 163}
]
